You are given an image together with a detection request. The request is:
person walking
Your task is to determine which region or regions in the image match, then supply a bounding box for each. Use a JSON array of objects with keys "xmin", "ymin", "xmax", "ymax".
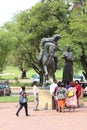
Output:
[
  {"xmin": 33, "ymin": 81, "xmax": 39, "ymax": 111},
  {"xmin": 56, "ymin": 82, "xmax": 67, "ymax": 113},
  {"xmin": 16, "ymin": 86, "xmax": 29, "ymax": 116}
]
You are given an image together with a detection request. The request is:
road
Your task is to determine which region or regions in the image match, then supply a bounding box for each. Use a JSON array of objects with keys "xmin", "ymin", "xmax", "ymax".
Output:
[{"xmin": 0, "ymin": 102, "xmax": 87, "ymax": 130}]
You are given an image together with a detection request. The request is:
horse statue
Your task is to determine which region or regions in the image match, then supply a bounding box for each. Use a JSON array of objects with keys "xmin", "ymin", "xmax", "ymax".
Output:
[{"xmin": 38, "ymin": 34, "xmax": 61, "ymax": 86}]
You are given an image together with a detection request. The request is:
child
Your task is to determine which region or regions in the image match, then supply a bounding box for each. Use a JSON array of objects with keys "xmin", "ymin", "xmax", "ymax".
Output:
[{"xmin": 56, "ymin": 82, "xmax": 67, "ymax": 113}]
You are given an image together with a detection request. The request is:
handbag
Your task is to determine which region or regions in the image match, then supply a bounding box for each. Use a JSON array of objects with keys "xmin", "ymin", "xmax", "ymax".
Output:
[{"xmin": 67, "ymin": 90, "xmax": 74, "ymax": 98}]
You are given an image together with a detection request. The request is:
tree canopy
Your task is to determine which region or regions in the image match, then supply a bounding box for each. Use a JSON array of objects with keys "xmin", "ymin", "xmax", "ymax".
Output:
[{"xmin": 0, "ymin": 0, "xmax": 87, "ymax": 79}]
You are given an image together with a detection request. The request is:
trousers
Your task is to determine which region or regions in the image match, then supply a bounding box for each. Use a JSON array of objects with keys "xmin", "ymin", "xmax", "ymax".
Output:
[
  {"xmin": 16, "ymin": 102, "xmax": 28, "ymax": 115},
  {"xmin": 34, "ymin": 96, "xmax": 39, "ymax": 110}
]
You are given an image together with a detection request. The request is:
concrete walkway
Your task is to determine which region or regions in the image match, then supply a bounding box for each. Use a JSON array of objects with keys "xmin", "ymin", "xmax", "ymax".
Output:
[{"xmin": 0, "ymin": 102, "xmax": 87, "ymax": 130}]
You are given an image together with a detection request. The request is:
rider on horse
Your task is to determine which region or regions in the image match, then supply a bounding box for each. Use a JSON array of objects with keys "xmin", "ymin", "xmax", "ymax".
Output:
[{"xmin": 38, "ymin": 34, "xmax": 61, "ymax": 73}]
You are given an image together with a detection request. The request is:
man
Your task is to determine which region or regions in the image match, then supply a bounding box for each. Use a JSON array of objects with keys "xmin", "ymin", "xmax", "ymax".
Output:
[
  {"xmin": 33, "ymin": 81, "xmax": 39, "ymax": 111},
  {"xmin": 50, "ymin": 79, "xmax": 57, "ymax": 109}
]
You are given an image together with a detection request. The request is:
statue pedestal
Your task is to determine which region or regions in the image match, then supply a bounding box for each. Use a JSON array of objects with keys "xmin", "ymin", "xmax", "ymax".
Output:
[{"xmin": 38, "ymin": 88, "xmax": 52, "ymax": 110}]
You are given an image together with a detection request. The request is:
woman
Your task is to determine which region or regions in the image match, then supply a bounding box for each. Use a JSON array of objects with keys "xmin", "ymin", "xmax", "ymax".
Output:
[
  {"xmin": 66, "ymin": 81, "xmax": 77, "ymax": 111},
  {"xmin": 16, "ymin": 86, "xmax": 29, "ymax": 116},
  {"xmin": 75, "ymin": 80, "xmax": 81, "ymax": 107}
]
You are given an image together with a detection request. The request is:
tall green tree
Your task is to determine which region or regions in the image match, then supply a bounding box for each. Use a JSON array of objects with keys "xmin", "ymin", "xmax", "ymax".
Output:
[
  {"xmin": 0, "ymin": 26, "xmax": 16, "ymax": 72},
  {"xmin": 69, "ymin": 0, "xmax": 87, "ymax": 78},
  {"xmin": 9, "ymin": 0, "xmax": 69, "ymax": 80}
]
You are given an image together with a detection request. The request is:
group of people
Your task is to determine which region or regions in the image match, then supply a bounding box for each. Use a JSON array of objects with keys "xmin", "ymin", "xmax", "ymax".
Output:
[
  {"xmin": 50, "ymin": 79, "xmax": 82, "ymax": 113},
  {"xmin": 15, "ymin": 79, "xmax": 82, "ymax": 116},
  {"xmin": 16, "ymin": 81, "xmax": 39, "ymax": 116}
]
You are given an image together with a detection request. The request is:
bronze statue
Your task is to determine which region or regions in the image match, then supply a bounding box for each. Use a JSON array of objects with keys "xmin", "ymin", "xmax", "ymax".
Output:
[
  {"xmin": 62, "ymin": 45, "xmax": 74, "ymax": 84},
  {"xmin": 38, "ymin": 34, "xmax": 61, "ymax": 83}
]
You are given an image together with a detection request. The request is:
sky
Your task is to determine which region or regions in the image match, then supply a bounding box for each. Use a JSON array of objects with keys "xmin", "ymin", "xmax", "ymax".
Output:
[{"xmin": 0, "ymin": 0, "xmax": 40, "ymax": 26}]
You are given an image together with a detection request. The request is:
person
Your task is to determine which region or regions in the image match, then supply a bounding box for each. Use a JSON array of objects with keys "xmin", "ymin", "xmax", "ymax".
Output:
[
  {"xmin": 65, "ymin": 81, "xmax": 71, "ymax": 90},
  {"xmin": 33, "ymin": 81, "xmax": 39, "ymax": 111},
  {"xmin": 66, "ymin": 81, "xmax": 77, "ymax": 111},
  {"xmin": 54, "ymin": 81, "xmax": 61, "ymax": 111},
  {"xmin": 75, "ymin": 80, "xmax": 81, "ymax": 107},
  {"xmin": 62, "ymin": 45, "xmax": 74, "ymax": 84},
  {"xmin": 80, "ymin": 76, "xmax": 84, "ymax": 82},
  {"xmin": 50, "ymin": 79, "xmax": 57, "ymax": 109},
  {"xmin": 16, "ymin": 86, "xmax": 29, "ymax": 116},
  {"xmin": 56, "ymin": 82, "xmax": 67, "ymax": 113}
]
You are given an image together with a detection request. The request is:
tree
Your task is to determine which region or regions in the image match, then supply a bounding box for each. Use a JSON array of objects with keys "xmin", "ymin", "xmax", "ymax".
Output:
[
  {"xmin": 69, "ymin": 0, "xmax": 87, "ymax": 78},
  {"xmin": 7, "ymin": 0, "xmax": 69, "ymax": 83},
  {"xmin": 0, "ymin": 26, "xmax": 16, "ymax": 72}
]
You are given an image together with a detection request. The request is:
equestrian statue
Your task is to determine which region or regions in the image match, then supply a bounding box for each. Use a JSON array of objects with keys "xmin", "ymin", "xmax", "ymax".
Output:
[{"xmin": 38, "ymin": 34, "xmax": 61, "ymax": 86}]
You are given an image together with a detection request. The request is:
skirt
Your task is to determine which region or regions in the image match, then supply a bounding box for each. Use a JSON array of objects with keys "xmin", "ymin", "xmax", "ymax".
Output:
[{"xmin": 58, "ymin": 99, "xmax": 65, "ymax": 108}]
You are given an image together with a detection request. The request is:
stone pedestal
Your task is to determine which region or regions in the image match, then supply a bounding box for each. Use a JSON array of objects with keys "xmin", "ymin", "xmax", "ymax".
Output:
[{"xmin": 38, "ymin": 88, "xmax": 52, "ymax": 110}]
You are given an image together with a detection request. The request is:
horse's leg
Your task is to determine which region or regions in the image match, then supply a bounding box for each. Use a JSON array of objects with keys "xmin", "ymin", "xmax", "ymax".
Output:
[
  {"xmin": 42, "ymin": 75, "xmax": 46, "ymax": 88},
  {"xmin": 43, "ymin": 65, "xmax": 48, "ymax": 76},
  {"xmin": 53, "ymin": 73, "xmax": 55, "ymax": 81}
]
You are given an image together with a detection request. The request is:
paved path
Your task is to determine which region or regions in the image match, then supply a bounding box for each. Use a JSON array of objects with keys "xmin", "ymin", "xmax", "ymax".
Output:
[{"xmin": 0, "ymin": 102, "xmax": 87, "ymax": 130}]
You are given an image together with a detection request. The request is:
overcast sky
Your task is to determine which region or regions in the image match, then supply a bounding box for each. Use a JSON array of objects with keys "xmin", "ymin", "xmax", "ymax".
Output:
[{"xmin": 0, "ymin": 0, "xmax": 40, "ymax": 26}]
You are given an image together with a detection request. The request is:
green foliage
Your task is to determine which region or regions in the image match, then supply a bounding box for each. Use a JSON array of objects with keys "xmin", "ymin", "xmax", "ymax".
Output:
[
  {"xmin": 0, "ymin": 0, "xmax": 87, "ymax": 80},
  {"xmin": 68, "ymin": 2, "xmax": 87, "ymax": 77},
  {"xmin": 0, "ymin": 66, "xmax": 37, "ymax": 80},
  {"xmin": 83, "ymin": 97, "xmax": 87, "ymax": 102}
]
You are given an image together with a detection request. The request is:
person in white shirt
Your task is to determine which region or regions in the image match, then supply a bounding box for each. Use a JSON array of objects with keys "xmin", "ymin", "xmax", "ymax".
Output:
[
  {"xmin": 33, "ymin": 81, "xmax": 39, "ymax": 111},
  {"xmin": 50, "ymin": 79, "xmax": 57, "ymax": 109}
]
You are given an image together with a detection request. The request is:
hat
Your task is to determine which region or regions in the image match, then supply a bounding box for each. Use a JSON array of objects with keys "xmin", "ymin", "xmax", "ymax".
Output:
[
  {"xmin": 53, "ymin": 34, "xmax": 61, "ymax": 40},
  {"xmin": 70, "ymin": 81, "xmax": 75, "ymax": 87}
]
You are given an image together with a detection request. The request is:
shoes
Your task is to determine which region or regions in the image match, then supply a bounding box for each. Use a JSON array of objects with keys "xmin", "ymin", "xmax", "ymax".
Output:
[
  {"xmin": 16, "ymin": 113, "xmax": 19, "ymax": 116},
  {"xmin": 26, "ymin": 114, "xmax": 30, "ymax": 116},
  {"xmin": 56, "ymin": 109, "xmax": 58, "ymax": 112},
  {"xmin": 33, "ymin": 109, "xmax": 39, "ymax": 111}
]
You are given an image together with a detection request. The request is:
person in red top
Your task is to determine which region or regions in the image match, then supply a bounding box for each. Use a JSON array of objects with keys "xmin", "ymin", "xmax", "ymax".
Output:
[{"xmin": 75, "ymin": 80, "xmax": 81, "ymax": 107}]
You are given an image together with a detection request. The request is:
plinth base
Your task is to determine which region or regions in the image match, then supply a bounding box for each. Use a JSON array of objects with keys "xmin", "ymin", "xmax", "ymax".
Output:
[{"xmin": 38, "ymin": 88, "xmax": 52, "ymax": 110}]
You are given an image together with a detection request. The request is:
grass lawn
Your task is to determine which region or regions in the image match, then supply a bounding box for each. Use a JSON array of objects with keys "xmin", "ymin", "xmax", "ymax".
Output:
[
  {"xmin": 83, "ymin": 97, "xmax": 87, "ymax": 102},
  {"xmin": 0, "ymin": 95, "xmax": 34, "ymax": 103},
  {"xmin": 0, "ymin": 65, "xmax": 83, "ymax": 81},
  {"xmin": 0, "ymin": 66, "xmax": 37, "ymax": 80},
  {"xmin": 0, "ymin": 95, "xmax": 87, "ymax": 103}
]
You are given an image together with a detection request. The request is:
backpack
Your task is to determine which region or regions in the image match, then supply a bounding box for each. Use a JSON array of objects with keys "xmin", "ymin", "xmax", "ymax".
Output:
[
  {"xmin": 67, "ymin": 89, "xmax": 74, "ymax": 98},
  {"xmin": 19, "ymin": 92, "xmax": 27, "ymax": 103}
]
